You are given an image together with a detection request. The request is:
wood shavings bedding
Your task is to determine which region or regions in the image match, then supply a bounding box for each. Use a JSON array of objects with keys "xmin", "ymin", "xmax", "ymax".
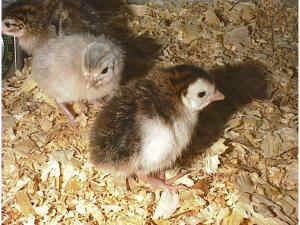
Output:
[{"xmin": 2, "ymin": 1, "xmax": 297, "ymax": 224}]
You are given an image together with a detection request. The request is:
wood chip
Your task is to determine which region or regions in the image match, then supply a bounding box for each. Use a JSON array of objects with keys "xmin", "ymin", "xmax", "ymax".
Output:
[{"xmin": 15, "ymin": 190, "xmax": 36, "ymax": 216}]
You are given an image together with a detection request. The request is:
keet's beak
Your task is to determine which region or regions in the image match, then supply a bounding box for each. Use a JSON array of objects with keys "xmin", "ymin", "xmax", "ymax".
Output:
[
  {"xmin": 86, "ymin": 79, "xmax": 102, "ymax": 89},
  {"xmin": 211, "ymin": 90, "xmax": 225, "ymax": 102},
  {"xmin": 86, "ymin": 80, "xmax": 93, "ymax": 89}
]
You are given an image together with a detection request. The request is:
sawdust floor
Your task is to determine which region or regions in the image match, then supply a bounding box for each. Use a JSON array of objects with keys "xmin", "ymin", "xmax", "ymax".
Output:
[{"xmin": 2, "ymin": 1, "xmax": 298, "ymax": 224}]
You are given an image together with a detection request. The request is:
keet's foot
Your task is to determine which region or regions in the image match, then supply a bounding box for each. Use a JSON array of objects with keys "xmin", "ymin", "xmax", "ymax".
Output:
[{"xmin": 137, "ymin": 173, "xmax": 189, "ymax": 191}]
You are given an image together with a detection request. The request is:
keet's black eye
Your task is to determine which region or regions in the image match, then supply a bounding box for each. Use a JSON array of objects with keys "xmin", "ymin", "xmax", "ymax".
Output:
[
  {"xmin": 4, "ymin": 22, "xmax": 10, "ymax": 28},
  {"xmin": 198, "ymin": 91, "xmax": 206, "ymax": 98},
  {"xmin": 101, "ymin": 67, "xmax": 108, "ymax": 74}
]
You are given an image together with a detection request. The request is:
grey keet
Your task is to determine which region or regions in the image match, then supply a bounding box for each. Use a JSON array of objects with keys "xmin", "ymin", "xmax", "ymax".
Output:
[{"xmin": 31, "ymin": 34, "xmax": 124, "ymax": 122}]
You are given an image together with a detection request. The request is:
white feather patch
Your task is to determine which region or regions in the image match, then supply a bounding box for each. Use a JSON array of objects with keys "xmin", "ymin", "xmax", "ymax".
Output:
[{"xmin": 139, "ymin": 112, "xmax": 197, "ymax": 173}]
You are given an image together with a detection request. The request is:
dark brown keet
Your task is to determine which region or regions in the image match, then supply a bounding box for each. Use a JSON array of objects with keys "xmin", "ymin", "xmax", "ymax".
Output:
[
  {"xmin": 2, "ymin": 0, "xmax": 98, "ymax": 55},
  {"xmin": 2, "ymin": 0, "xmax": 59, "ymax": 54},
  {"xmin": 89, "ymin": 65, "xmax": 225, "ymax": 189},
  {"xmin": 31, "ymin": 34, "xmax": 124, "ymax": 124}
]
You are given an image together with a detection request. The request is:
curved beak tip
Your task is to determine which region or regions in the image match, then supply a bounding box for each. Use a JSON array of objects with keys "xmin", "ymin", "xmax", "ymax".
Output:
[{"xmin": 212, "ymin": 90, "xmax": 225, "ymax": 102}]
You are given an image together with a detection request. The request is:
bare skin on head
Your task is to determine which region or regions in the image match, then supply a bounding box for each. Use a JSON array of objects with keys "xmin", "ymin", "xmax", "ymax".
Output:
[
  {"xmin": 31, "ymin": 34, "xmax": 124, "ymax": 124},
  {"xmin": 89, "ymin": 65, "xmax": 224, "ymax": 190}
]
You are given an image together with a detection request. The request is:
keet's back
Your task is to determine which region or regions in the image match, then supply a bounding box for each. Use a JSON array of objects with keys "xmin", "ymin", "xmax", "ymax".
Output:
[{"xmin": 32, "ymin": 35, "xmax": 89, "ymax": 102}]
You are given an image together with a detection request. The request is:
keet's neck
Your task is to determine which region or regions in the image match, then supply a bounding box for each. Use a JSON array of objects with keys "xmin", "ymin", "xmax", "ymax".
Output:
[
  {"xmin": 19, "ymin": 30, "xmax": 55, "ymax": 54},
  {"xmin": 175, "ymin": 104, "xmax": 199, "ymax": 128}
]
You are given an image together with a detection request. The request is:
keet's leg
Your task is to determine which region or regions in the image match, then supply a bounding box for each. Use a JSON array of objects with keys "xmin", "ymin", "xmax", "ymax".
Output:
[
  {"xmin": 165, "ymin": 171, "xmax": 189, "ymax": 185},
  {"xmin": 56, "ymin": 102, "xmax": 77, "ymax": 127}
]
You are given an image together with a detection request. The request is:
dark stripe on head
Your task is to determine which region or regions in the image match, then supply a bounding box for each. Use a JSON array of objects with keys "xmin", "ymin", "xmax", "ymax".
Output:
[{"xmin": 163, "ymin": 64, "xmax": 214, "ymax": 96}]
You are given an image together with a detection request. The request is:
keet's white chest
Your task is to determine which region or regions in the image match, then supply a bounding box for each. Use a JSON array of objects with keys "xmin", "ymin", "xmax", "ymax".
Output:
[{"xmin": 138, "ymin": 113, "xmax": 197, "ymax": 173}]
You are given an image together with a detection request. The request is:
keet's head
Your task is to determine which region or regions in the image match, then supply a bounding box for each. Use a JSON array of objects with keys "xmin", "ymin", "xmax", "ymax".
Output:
[
  {"xmin": 181, "ymin": 77, "xmax": 224, "ymax": 111},
  {"xmin": 2, "ymin": 16, "xmax": 27, "ymax": 37},
  {"xmin": 82, "ymin": 37, "xmax": 124, "ymax": 89},
  {"xmin": 167, "ymin": 64, "xmax": 224, "ymax": 112}
]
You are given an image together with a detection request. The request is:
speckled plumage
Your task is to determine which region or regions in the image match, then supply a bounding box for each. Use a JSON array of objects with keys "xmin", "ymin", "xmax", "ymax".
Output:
[
  {"xmin": 2, "ymin": 0, "xmax": 58, "ymax": 54},
  {"xmin": 2, "ymin": 0, "xmax": 101, "ymax": 54}
]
